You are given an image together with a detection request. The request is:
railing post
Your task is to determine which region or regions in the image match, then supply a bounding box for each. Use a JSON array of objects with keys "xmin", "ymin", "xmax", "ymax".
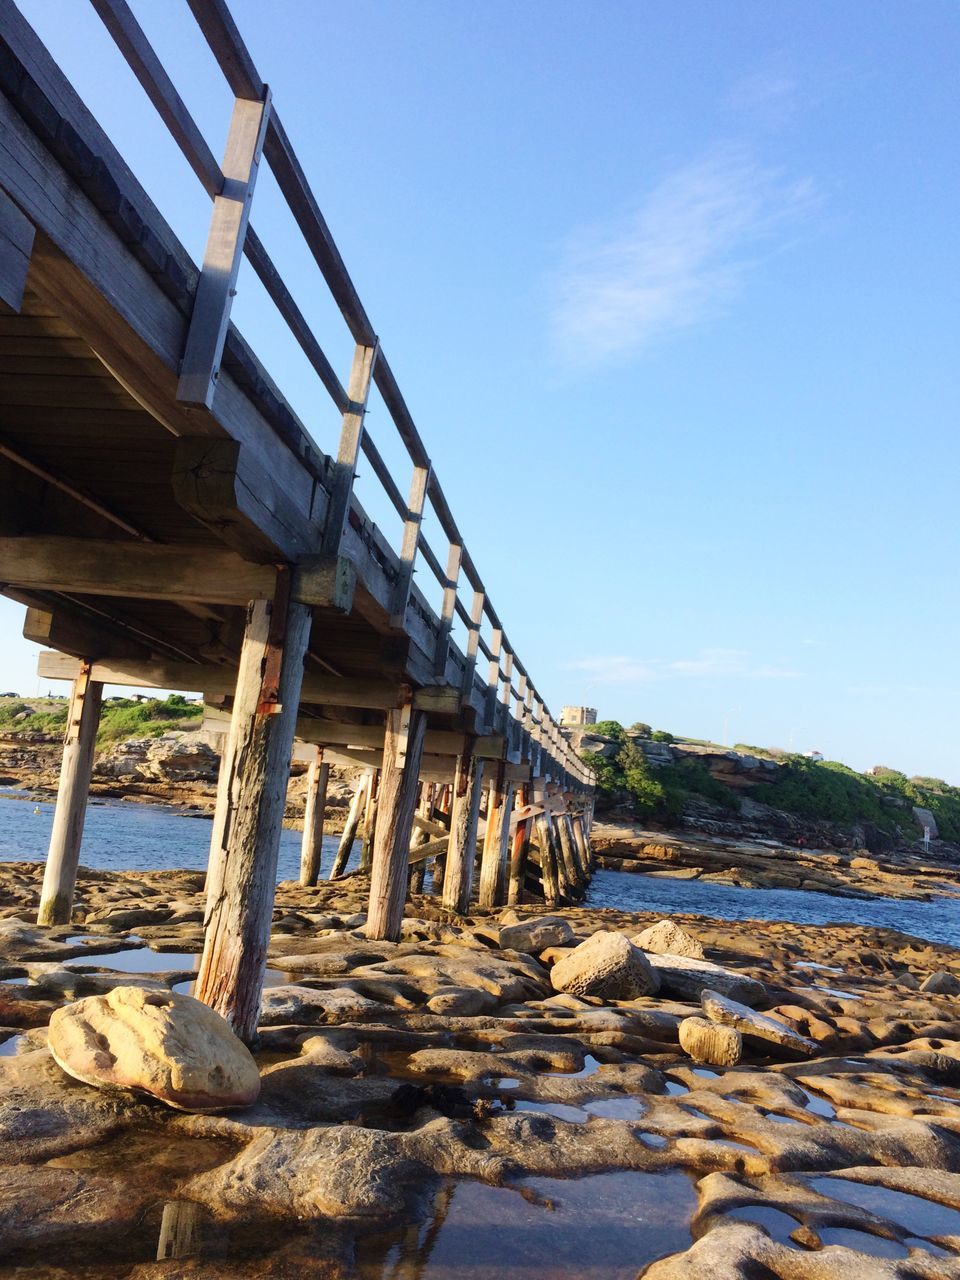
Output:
[
  {"xmin": 459, "ymin": 589, "xmax": 484, "ymax": 703},
  {"xmin": 321, "ymin": 341, "xmax": 380, "ymax": 556},
  {"xmin": 178, "ymin": 89, "xmax": 272, "ymax": 408},
  {"xmin": 391, "ymin": 464, "xmax": 431, "ymax": 626},
  {"xmin": 433, "ymin": 541, "xmax": 463, "ymax": 676}
]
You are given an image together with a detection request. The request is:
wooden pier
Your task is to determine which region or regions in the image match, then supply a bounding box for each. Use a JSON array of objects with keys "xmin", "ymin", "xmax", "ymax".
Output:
[{"xmin": 0, "ymin": 0, "xmax": 594, "ymax": 1040}]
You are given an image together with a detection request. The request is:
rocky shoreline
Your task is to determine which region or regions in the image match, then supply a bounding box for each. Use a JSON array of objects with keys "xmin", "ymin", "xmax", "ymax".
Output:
[{"xmin": 1, "ymin": 861, "xmax": 960, "ymax": 1276}]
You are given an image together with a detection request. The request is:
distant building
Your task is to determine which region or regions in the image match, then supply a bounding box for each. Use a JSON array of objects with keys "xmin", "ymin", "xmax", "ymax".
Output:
[
  {"xmin": 560, "ymin": 706, "xmax": 597, "ymax": 727},
  {"xmin": 803, "ymin": 749, "xmax": 824, "ymax": 762}
]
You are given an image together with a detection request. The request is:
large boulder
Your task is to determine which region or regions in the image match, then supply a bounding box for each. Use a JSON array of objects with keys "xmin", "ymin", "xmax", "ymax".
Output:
[
  {"xmin": 678, "ymin": 1016, "xmax": 742, "ymax": 1067},
  {"xmin": 648, "ymin": 954, "xmax": 765, "ymax": 1006},
  {"xmin": 550, "ymin": 931, "xmax": 659, "ymax": 1000},
  {"xmin": 701, "ymin": 990, "xmax": 817, "ymax": 1057},
  {"xmin": 920, "ymin": 970, "xmax": 960, "ymax": 996},
  {"xmin": 632, "ymin": 919, "xmax": 705, "ymax": 960},
  {"xmin": 499, "ymin": 917, "xmax": 574, "ymax": 954},
  {"xmin": 48, "ymin": 986, "xmax": 260, "ymax": 1112}
]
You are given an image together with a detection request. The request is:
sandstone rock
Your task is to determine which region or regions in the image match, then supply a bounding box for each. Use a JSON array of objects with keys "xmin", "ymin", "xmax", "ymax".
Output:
[
  {"xmin": 632, "ymin": 919, "xmax": 704, "ymax": 960},
  {"xmin": 701, "ymin": 990, "xmax": 817, "ymax": 1057},
  {"xmin": 648, "ymin": 954, "xmax": 765, "ymax": 1006},
  {"xmin": 258, "ymin": 985, "xmax": 386, "ymax": 1026},
  {"xmin": 48, "ymin": 986, "xmax": 260, "ymax": 1111},
  {"xmin": 550, "ymin": 931, "xmax": 659, "ymax": 1000},
  {"xmin": 426, "ymin": 987, "xmax": 492, "ymax": 1016},
  {"xmin": 920, "ymin": 970, "xmax": 960, "ymax": 995},
  {"xmin": 678, "ymin": 1016, "xmax": 742, "ymax": 1066},
  {"xmin": 499, "ymin": 917, "xmax": 575, "ymax": 954}
]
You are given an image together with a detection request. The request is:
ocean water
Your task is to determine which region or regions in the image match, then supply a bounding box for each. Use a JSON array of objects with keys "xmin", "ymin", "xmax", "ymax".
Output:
[
  {"xmin": 2, "ymin": 791, "xmax": 959, "ymax": 947},
  {"xmin": 0, "ymin": 790, "xmax": 358, "ymax": 882},
  {"xmin": 587, "ymin": 867, "xmax": 960, "ymax": 948}
]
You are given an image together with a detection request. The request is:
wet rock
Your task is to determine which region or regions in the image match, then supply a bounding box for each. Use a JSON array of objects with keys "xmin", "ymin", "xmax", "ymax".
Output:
[
  {"xmin": 679, "ymin": 1016, "xmax": 742, "ymax": 1066},
  {"xmin": 633, "ymin": 919, "xmax": 705, "ymax": 960},
  {"xmin": 48, "ymin": 986, "xmax": 260, "ymax": 1112},
  {"xmin": 702, "ymin": 990, "xmax": 818, "ymax": 1057},
  {"xmin": 550, "ymin": 931, "xmax": 660, "ymax": 1000},
  {"xmin": 258, "ymin": 985, "xmax": 387, "ymax": 1026},
  {"xmin": 648, "ymin": 954, "xmax": 765, "ymax": 1006},
  {"xmin": 499, "ymin": 917, "xmax": 574, "ymax": 953},
  {"xmin": 920, "ymin": 970, "xmax": 960, "ymax": 995}
]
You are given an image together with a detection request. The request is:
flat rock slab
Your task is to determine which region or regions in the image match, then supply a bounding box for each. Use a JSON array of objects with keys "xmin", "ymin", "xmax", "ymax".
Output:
[
  {"xmin": 702, "ymin": 990, "xmax": 818, "ymax": 1058},
  {"xmin": 648, "ymin": 954, "xmax": 765, "ymax": 1006},
  {"xmin": 258, "ymin": 985, "xmax": 387, "ymax": 1026},
  {"xmin": 48, "ymin": 986, "xmax": 260, "ymax": 1112}
]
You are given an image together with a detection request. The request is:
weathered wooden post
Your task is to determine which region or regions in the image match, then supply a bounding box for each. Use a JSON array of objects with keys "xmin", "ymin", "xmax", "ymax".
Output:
[
  {"xmin": 36, "ymin": 661, "xmax": 104, "ymax": 925},
  {"xmin": 359, "ymin": 768, "xmax": 379, "ymax": 871},
  {"xmin": 507, "ymin": 784, "xmax": 531, "ymax": 905},
  {"xmin": 298, "ymin": 748, "xmax": 329, "ymax": 887},
  {"xmin": 409, "ymin": 782, "xmax": 432, "ymax": 893},
  {"xmin": 329, "ymin": 772, "xmax": 368, "ymax": 879},
  {"xmin": 194, "ymin": 583, "xmax": 311, "ymax": 1042},
  {"xmin": 442, "ymin": 741, "xmax": 485, "ymax": 914},
  {"xmin": 478, "ymin": 764, "xmax": 514, "ymax": 908},
  {"xmin": 431, "ymin": 782, "xmax": 452, "ymax": 894},
  {"xmin": 556, "ymin": 810, "xmax": 582, "ymax": 897},
  {"xmin": 535, "ymin": 811, "xmax": 561, "ymax": 906},
  {"xmin": 367, "ymin": 700, "xmax": 428, "ymax": 940}
]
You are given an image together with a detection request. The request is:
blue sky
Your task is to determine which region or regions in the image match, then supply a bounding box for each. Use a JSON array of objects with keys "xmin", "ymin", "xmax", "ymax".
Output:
[{"xmin": 5, "ymin": 1, "xmax": 959, "ymax": 780}]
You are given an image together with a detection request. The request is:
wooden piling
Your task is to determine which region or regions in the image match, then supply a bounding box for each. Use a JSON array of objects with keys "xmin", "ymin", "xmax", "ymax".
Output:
[
  {"xmin": 478, "ymin": 765, "xmax": 514, "ymax": 908},
  {"xmin": 359, "ymin": 769, "xmax": 379, "ymax": 871},
  {"xmin": 366, "ymin": 704, "xmax": 428, "ymax": 940},
  {"xmin": 298, "ymin": 748, "xmax": 329, "ymax": 887},
  {"xmin": 506, "ymin": 784, "xmax": 530, "ymax": 905},
  {"xmin": 194, "ymin": 586, "xmax": 311, "ymax": 1042},
  {"xmin": 556, "ymin": 811, "xmax": 582, "ymax": 897},
  {"xmin": 329, "ymin": 772, "xmax": 368, "ymax": 879},
  {"xmin": 442, "ymin": 741, "xmax": 485, "ymax": 914},
  {"xmin": 535, "ymin": 812, "xmax": 561, "ymax": 906},
  {"xmin": 36, "ymin": 662, "xmax": 103, "ymax": 926}
]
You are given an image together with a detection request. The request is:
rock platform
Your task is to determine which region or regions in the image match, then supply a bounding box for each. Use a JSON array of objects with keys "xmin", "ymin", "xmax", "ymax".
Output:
[{"xmin": 1, "ymin": 860, "xmax": 960, "ymax": 1276}]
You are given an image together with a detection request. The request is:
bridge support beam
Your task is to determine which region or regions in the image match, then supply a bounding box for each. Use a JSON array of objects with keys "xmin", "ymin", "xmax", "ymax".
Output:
[
  {"xmin": 556, "ymin": 812, "xmax": 582, "ymax": 899},
  {"xmin": 194, "ymin": 585, "xmax": 311, "ymax": 1043},
  {"xmin": 535, "ymin": 811, "xmax": 561, "ymax": 907},
  {"xmin": 36, "ymin": 662, "xmax": 103, "ymax": 926},
  {"xmin": 359, "ymin": 769, "xmax": 379, "ymax": 872},
  {"xmin": 442, "ymin": 741, "xmax": 485, "ymax": 914},
  {"xmin": 298, "ymin": 748, "xmax": 328, "ymax": 887},
  {"xmin": 367, "ymin": 703, "xmax": 428, "ymax": 940},
  {"xmin": 478, "ymin": 764, "xmax": 513, "ymax": 908}
]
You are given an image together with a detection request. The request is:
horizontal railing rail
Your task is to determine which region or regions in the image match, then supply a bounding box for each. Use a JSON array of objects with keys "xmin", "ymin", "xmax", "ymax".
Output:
[{"xmin": 83, "ymin": 0, "xmax": 592, "ymax": 787}]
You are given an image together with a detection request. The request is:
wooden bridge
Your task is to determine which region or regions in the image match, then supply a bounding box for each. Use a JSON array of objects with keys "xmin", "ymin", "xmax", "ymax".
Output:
[{"xmin": 0, "ymin": 1, "xmax": 595, "ymax": 1038}]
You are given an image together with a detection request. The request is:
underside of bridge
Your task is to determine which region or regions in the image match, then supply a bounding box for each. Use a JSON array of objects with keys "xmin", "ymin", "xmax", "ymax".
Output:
[{"xmin": 0, "ymin": 0, "xmax": 594, "ymax": 1041}]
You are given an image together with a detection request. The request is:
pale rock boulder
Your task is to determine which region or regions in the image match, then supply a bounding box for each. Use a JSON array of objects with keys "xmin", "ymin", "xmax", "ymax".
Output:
[
  {"xmin": 678, "ymin": 1016, "xmax": 742, "ymax": 1067},
  {"xmin": 633, "ymin": 919, "xmax": 704, "ymax": 960},
  {"xmin": 48, "ymin": 986, "xmax": 260, "ymax": 1112},
  {"xmin": 499, "ymin": 917, "xmax": 575, "ymax": 954},
  {"xmin": 920, "ymin": 970, "xmax": 960, "ymax": 996},
  {"xmin": 701, "ymin": 989, "xmax": 817, "ymax": 1057},
  {"xmin": 550, "ymin": 931, "xmax": 660, "ymax": 1000},
  {"xmin": 648, "ymin": 954, "xmax": 765, "ymax": 1006}
]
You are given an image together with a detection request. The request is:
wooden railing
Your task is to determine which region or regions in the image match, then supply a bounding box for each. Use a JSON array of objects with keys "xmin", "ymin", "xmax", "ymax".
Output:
[{"xmin": 86, "ymin": 0, "xmax": 592, "ymax": 789}]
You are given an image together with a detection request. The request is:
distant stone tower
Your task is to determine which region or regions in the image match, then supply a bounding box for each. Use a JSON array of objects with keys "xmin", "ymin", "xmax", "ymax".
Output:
[{"xmin": 560, "ymin": 706, "xmax": 597, "ymax": 727}]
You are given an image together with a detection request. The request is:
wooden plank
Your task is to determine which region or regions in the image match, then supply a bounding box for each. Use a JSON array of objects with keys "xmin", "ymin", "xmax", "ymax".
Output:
[
  {"xmin": 177, "ymin": 92, "xmax": 272, "ymax": 408},
  {"xmin": 35, "ymin": 663, "xmax": 102, "ymax": 924},
  {"xmin": 25, "ymin": 608, "xmax": 149, "ymax": 661},
  {"xmin": 366, "ymin": 704, "xmax": 428, "ymax": 940},
  {"xmin": 0, "ymin": 187, "xmax": 34, "ymax": 314},
  {"xmin": 320, "ymin": 341, "xmax": 378, "ymax": 556},
  {"xmin": 194, "ymin": 589, "xmax": 311, "ymax": 1042}
]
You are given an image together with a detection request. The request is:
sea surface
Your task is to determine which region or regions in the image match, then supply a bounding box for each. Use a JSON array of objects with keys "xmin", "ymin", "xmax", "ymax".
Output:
[
  {"xmin": 2, "ymin": 790, "xmax": 959, "ymax": 947},
  {"xmin": 0, "ymin": 789, "xmax": 358, "ymax": 882}
]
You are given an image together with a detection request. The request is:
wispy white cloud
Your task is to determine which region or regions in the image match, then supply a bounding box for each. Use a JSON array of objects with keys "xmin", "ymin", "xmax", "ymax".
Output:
[
  {"xmin": 725, "ymin": 69, "xmax": 799, "ymax": 116},
  {"xmin": 548, "ymin": 145, "xmax": 818, "ymax": 368},
  {"xmin": 564, "ymin": 648, "xmax": 802, "ymax": 687}
]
